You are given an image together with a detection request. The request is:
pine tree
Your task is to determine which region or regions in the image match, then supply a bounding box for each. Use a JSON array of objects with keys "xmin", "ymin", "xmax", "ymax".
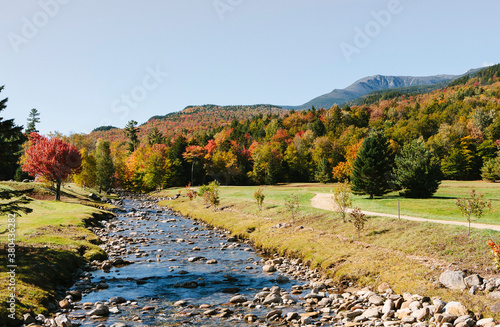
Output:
[
  {"xmin": 147, "ymin": 127, "xmax": 165, "ymax": 145},
  {"xmin": 314, "ymin": 157, "xmax": 331, "ymax": 183},
  {"xmin": 392, "ymin": 139, "xmax": 442, "ymax": 198},
  {"xmin": 26, "ymin": 108, "xmax": 40, "ymax": 133},
  {"xmin": 0, "ymin": 86, "xmax": 26, "ymax": 180},
  {"xmin": 124, "ymin": 120, "xmax": 139, "ymax": 152},
  {"xmin": 351, "ymin": 130, "xmax": 392, "ymax": 199},
  {"xmin": 95, "ymin": 140, "xmax": 115, "ymax": 194}
]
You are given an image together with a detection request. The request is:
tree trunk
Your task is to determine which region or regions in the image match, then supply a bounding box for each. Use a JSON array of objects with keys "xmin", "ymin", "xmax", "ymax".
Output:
[
  {"xmin": 191, "ymin": 161, "xmax": 194, "ymax": 186},
  {"xmin": 56, "ymin": 181, "xmax": 61, "ymax": 201}
]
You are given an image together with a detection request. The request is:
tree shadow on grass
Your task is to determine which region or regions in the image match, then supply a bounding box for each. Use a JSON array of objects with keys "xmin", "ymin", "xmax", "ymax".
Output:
[{"xmin": 367, "ymin": 229, "xmax": 390, "ymax": 236}]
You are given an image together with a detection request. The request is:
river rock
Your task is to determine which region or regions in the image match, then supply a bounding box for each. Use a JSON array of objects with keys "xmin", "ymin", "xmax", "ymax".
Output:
[
  {"xmin": 67, "ymin": 291, "xmax": 82, "ymax": 302},
  {"xmin": 439, "ymin": 270, "xmax": 467, "ymax": 290},
  {"xmin": 301, "ymin": 316, "xmax": 312, "ymax": 325},
  {"xmin": 87, "ymin": 304, "xmax": 109, "ymax": 316},
  {"xmin": 378, "ymin": 282, "xmax": 392, "ymax": 293},
  {"xmin": 382, "ymin": 299, "xmax": 394, "ymax": 314},
  {"xmin": 244, "ymin": 314, "xmax": 258, "ymax": 322},
  {"xmin": 23, "ymin": 313, "xmax": 35, "ymax": 325},
  {"xmin": 477, "ymin": 318, "xmax": 495, "ymax": 326},
  {"xmin": 263, "ymin": 293, "xmax": 282, "ymax": 305},
  {"xmin": 412, "ymin": 307, "xmax": 430, "ymax": 321},
  {"xmin": 465, "ymin": 274, "xmax": 483, "ymax": 287},
  {"xmin": 361, "ymin": 308, "xmax": 380, "ymax": 318},
  {"xmin": 286, "ymin": 312, "xmax": 300, "ymax": 321},
  {"xmin": 276, "ymin": 275, "xmax": 289, "ymax": 283},
  {"xmin": 108, "ymin": 307, "xmax": 121, "ymax": 314},
  {"xmin": 263, "ymin": 264, "xmax": 276, "ymax": 273},
  {"xmin": 174, "ymin": 300, "xmax": 188, "ymax": 307},
  {"xmin": 369, "ymin": 294, "xmax": 384, "ymax": 305},
  {"xmin": 110, "ymin": 323, "xmax": 128, "ymax": 327},
  {"xmin": 266, "ymin": 309, "xmax": 282, "ymax": 320},
  {"xmin": 445, "ymin": 302, "xmax": 468, "ymax": 316},
  {"xmin": 230, "ymin": 295, "xmax": 248, "ymax": 304},
  {"xmin": 175, "ymin": 281, "xmax": 198, "ymax": 288},
  {"xmin": 59, "ymin": 298, "xmax": 71, "ymax": 309},
  {"xmin": 54, "ymin": 314, "xmax": 71, "ymax": 327},
  {"xmin": 203, "ymin": 309, "xmax": 217, "ymax": 316},
  {"xmin": 222, "ymin": 287, "xmax": 240, "ymax": 293},
  {"xmin": 109, "ymin": 296, "xmax": 126, "ymax": 304},
  {"xmin": 206, "ymin": 259, "xmax": 218, "ymax": 264}
]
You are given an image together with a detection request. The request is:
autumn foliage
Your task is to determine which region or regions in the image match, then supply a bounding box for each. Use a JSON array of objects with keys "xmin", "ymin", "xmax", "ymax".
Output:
[
  {"xmin": 23, "ymin": 132, "xmax": 82, "ymax": 200},
  {"xmin": 28, "ymin": 64, "xmax": 500, "ymax": 193}
]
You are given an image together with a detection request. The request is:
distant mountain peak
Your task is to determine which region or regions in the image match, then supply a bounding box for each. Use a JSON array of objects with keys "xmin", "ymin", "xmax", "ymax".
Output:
[{"xmin": 285, "ymin": 70, "xmax": 479, "ymax": 110}]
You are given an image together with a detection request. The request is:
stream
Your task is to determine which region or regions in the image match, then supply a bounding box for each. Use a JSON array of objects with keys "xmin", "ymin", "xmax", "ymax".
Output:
[{"xmin": 67, "ymin": 196, "xmax": 313, "ymax": 326}]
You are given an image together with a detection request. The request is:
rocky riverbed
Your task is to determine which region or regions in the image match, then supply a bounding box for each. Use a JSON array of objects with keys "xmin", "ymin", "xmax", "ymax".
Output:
[{"xmin": 23, "ymin": 194, "xmax": 500, "ymax": 327}]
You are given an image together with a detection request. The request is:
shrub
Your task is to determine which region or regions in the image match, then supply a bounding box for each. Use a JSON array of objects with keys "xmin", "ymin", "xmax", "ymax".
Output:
[
  {"xmin": 456, "ymin": 189, "xmax": 492, "ymax": 236},
  {"xmin": 349, "ymin": 207, "xmax": 367, "ymax": 238},
  {"xmin": 198, "ymin": 184, "xmax": 209, "ymax": 197},
  {"xmin": 202, "ymin": 180, "xmax": 220, "ymax": 209},
  {"xmin": 487, "ymin": 239, "xmax": 500, "ymax": 270},
  {"xmin": 185, "ymin": 183, "xmax": 196, "ymax": 201},
  {"xmin": 284, "ymin": 193, "xmax": 300, "ymax": 219},
  {"xmin": 333, "ymin": 181, "xmax": 352, "ymax": 223},
  {"xmin": 254, "ymin": 187, "xmax": 265, "ymax": 211}
]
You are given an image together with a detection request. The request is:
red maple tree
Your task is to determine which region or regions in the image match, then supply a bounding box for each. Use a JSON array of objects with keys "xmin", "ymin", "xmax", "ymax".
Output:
[{"xmin": 23, "ymin": 132, "xmax": 82, "ymax": 201}]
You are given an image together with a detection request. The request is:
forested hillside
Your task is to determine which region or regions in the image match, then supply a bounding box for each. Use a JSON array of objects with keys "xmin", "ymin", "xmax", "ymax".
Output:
[
  {"xmin": 90, "ymin": 104, "xmax": 286, "ymax": 143},
  {"xmin": 63, "ymin": 64, "xmax": 500, "ymax": 192}
]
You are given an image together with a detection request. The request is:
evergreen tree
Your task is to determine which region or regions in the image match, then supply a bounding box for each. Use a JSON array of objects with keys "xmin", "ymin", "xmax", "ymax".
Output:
[
  {"xmin": 351, "ymin": 130, "xmax": 392, "ymax": 199},
  {"xmin": 0, "ymin": 86, "xmax": 26, "ymax": 180},
  {"xmin": 314, "ymin": 157, "xmax": 331, "ymax": 183},
  {"xmin": 481, "ymin": 156, "xmax": 500, "ymax": 182},
  {"xmin": 392, "ymin": 139, "xmax": 442, "ymax": 198},
  {"xmin": 26, "ymin": 108, "xmax": 40, "ymax": 133},
  {"xmin": 166, "ymin": 135, "xmax": 189, "ymax": 186},
  {"xmin": 95, "ymin": 140, "xmax": 115, "ymax": 193},
  {"xmin": 147, "ymin": 127, "xmax": 165, "ymax": 145},
  {"xmin": 124, "ymin": 120, "xmax": 139, "ymax": 152}
]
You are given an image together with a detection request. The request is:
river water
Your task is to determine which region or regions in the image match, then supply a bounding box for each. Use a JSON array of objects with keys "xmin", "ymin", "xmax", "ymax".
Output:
[{"xmin": 68, "ymin": 197, "xmax": 306, "ymax": 326}]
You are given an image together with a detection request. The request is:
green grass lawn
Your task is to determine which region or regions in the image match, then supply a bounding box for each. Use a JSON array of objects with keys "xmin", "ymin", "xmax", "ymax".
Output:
[
  {"xmin": 350, "ymin": 181, "xmax": 500, "ymax": 224},
  {"xmin": 157, "ymin": 180, "xmax": 500, "ymax": 224},
  {"xmin": 0, "ymin": 182, "xmax": 112, "ymax": 321}
]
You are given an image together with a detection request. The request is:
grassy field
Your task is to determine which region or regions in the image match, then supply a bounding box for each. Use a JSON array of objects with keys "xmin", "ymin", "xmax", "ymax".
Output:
[
  {"xmin": 351, "ymin": 181, "xmax": 500, "ymax": 224},
  {"xmin": 0, "ymin": 182, "xmax": 115, "ymax": 322},
  {"xmin": 155, "ymin": 181, "xmax": 500, "ymax": 318}
]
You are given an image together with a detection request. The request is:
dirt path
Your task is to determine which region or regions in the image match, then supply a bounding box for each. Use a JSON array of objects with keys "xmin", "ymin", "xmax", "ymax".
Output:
[{"xmin": 311, "ymin": 193, "xmax": 500, "ymax": 232}]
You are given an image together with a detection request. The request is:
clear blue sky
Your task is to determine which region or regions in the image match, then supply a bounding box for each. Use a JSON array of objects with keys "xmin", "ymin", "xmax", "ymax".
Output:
[{"xmin": 1, "ymin": 0, "xmax": 499, "ymax": 135}]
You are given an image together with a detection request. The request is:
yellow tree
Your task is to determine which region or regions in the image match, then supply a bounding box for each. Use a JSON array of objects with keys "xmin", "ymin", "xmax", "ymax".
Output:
[{"xmin": 73, "ymin": 148, "xmax": 97, "ymax": 189}]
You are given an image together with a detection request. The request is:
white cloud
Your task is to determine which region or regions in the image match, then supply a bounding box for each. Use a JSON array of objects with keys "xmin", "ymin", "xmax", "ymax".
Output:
[{"xmin": 482, "ymin": 61, "xmax": 494, "ymax": 67}]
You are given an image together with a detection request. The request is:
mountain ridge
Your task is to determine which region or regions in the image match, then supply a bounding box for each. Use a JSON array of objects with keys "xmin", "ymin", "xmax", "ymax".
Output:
[{"xmin": 283, "ymin": 68, "xmax": 482, "ymax": 110}]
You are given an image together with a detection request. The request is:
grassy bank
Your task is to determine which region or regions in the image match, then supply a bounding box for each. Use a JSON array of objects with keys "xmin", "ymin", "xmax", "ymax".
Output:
[
  {"xmin": 155, "ymin": 182, "xmax": 500, "ymax": 318},
  {"xmin": 0, "ymin": 182, "xmax": 115, "ymax": 324}
]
